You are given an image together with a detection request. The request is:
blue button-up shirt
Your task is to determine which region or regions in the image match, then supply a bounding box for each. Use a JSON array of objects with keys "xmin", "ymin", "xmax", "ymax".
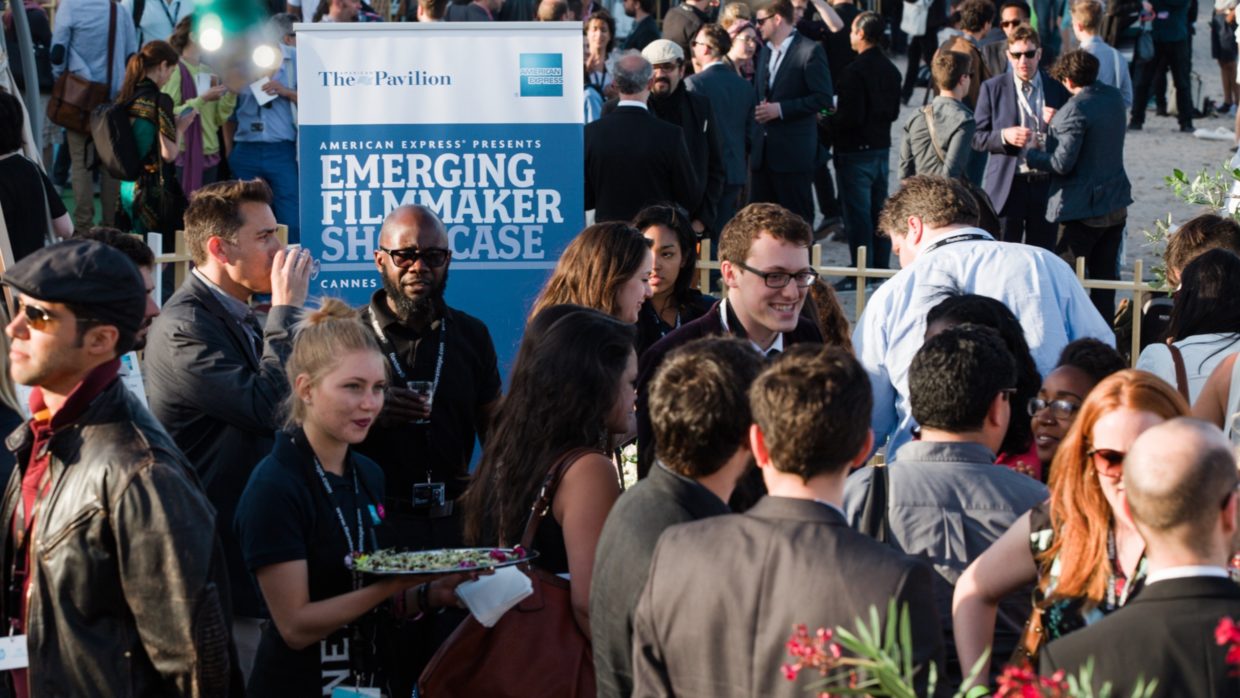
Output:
[
  {"xmin": 1080, "ymin": 36, "xmax": 1133, "ymax": 108},
  {"xmin": 852, "ymin": 228, "xmax": 1115, "ymax": 460},
  {"xmin": 50, "ymin": 0, "xmax": 138, "ymax": 98},
  {"xmin": 233, "ymin": 44, "xmax": 297, "ymax": 144}
]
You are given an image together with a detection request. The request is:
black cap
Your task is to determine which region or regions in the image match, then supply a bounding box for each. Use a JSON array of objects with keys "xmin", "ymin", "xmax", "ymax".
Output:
[{"xmin": 1, "ymin": 240, "xmax": 146, "ymax": 337}]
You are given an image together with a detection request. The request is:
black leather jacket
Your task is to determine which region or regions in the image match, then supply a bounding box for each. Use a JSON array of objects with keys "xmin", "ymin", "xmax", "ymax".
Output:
[{"xmin": 0, "ymin": 379, "xmax": 239, "ymax": 697}]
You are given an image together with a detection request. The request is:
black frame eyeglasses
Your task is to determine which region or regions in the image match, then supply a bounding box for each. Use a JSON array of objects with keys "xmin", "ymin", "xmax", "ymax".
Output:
[
  {"xmin": 378, "ymin": 246, "xmax": 451, "ymax": 269},
  {"xmin": 1027, "ymin": 397, "xmax": 1081, "ymax": 421},
  {"xmin": 733, "ymin": 261, "xmax": 819, "ymax": 288}
]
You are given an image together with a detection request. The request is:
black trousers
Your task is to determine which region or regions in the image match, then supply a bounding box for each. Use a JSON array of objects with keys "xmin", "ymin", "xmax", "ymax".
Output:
[
  {"xmin": 750, "ymin": 167, "xmax": 815, "ymax": 225},
  {"xmin": 998, "ymin": 174, "xmax": 1056, "ymax": 251},
  {"xmin": 901, "ymin": 33, "xmax": 938, "ymax": 101},
  {"xmin": 1056, "ymin": 217, "xmax": 1125, "ymax": 321},
  {"xmin": 1132, "ymin": 38, "xmax": 1194, "ymax": 127}
]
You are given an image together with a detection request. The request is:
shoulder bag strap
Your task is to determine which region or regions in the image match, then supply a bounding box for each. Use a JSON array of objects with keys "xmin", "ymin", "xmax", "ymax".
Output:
[
  {"xmin": 106, "ymin": 1, "xmax": 117, "ymax": 93},
  {"xmin": 858, "ymin": 464, "xmax": 890, "ymax": 544},
  {"xmin": 1112, "ymin": 47, "xmax": 1123, "ymax": 90},
  {"xmin": 922, "ymin": 105, "xmax": 947, "ymax": 164},
  {"xmin": 1224, "ymin": 353, "xmax": 1240, "ymax": 443},
  {"xmin": 517, "ymin": 446, "xmax": 599, "ymax": 550},
  {"xmin": 1164, "ymin": 339, "xmax": 1190, "ymax": 402}
]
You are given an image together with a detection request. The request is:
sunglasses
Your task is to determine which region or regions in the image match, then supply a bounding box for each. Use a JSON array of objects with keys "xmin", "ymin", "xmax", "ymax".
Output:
[
  {"xmin": 754, "ymin": 14, "xmax": 773, "ymax": 25},
  {"xmin": 378, "ymin": 246, "xmax": 451, "ymax": 269},
  {"xmin": 12, "ymin": 298, "xmax": 99, "ymax": 332},
  {"xmin": 1000, "ymin": 19, "xmax": 1024, "ymax": 27},
  {"xmin": 1008, "ymin": 49, "xmax": 1039, "ymax": 60},
  {"xmin": 1087, "ymin": 447, "xmax": 1126, "ymax": 477},
  {"xmin": 1028, "ymin": 397, "xmax": 1081, "ymax": 421}
]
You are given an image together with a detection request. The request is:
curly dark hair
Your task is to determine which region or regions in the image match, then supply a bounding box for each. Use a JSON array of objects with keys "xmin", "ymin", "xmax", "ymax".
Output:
[
  {"xmin": 925, "ymin": 293, "xmax": 1041, "ymax": 456},
  {"xmin": 1055, "ymin": 338, "xmax": 1127, "ymax": 384},
  {"xmin": 462, "ymin": 308, "xmax": 635, "ymax": 546},
  {"xmin": 910, "ymin": 324, "xmax": 1015, "ymax": 433}
]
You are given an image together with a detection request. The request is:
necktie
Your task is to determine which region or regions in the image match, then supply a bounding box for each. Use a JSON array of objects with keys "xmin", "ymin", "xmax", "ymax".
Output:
[{"xmin": 768, "ymin": 48, "xmax": 782, "ymax": 89}]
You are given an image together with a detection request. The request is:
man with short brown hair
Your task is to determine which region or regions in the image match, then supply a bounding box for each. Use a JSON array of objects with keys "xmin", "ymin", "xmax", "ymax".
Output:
[
  {"xmin": 145, "ymin": 178, "xmax": 313, "ymax": 678},
  {"xmin": 635, "ymin": 203, "xmax": 823, "ymax": 481},
  {"xmin": 854, "ymin": 175, "xmax": 1112, "ymax": 460},
  {"xmin": 632, "ymin": 346, "xmax": 945, "ymax": 698},
  {"xmin": 592, "ymin": 337, "xmax": 762, "ymax": 698}
]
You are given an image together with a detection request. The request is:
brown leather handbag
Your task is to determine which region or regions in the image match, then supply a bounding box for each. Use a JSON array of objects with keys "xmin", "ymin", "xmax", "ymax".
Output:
[
  {"xmin": 46, "ymin": 1, "xmax": 117, "ymax": 134},
  {"xmin": 418, "ymin": 447, "xmax": 599, "ymax": 698}
]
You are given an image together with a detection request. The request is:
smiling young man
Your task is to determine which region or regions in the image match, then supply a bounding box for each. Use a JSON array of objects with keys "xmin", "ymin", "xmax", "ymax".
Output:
[
  {"xmin": 144, "ymin": 178, "xmax": 313, "ymax": 679},
  {"xmin": 635, "ymin": 202, "xmax": 822, "ymax": 491},
  {"xmin": 0, "ymin": 240, "xmax": 238, "ymax": 697}
]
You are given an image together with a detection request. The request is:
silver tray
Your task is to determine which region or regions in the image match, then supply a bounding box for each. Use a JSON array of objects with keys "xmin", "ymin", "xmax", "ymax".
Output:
[{"xmin": 347, "ymin": 547, "xmax": 539, "ymax": 575}]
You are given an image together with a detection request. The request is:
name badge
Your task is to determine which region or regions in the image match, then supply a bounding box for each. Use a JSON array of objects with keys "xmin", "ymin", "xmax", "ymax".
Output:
[
  {"xmin": 413, "ymin": 482, "xmax": 446, "ymax": 509},
  {"xmin": 331, "ymin": 688, "xmax": 380, "ymax": 698},
  {"xmin": 0, "ymin": 635, "xmax": 29, "ymax": 671}
]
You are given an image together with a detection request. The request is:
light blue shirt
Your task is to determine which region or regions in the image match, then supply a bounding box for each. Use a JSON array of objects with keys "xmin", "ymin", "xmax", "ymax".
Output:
[
  {"xmin": 233, "ymin": 44, "xmax": 297, "ymax": 144},
  {"xmin": 1080, "ymin": 35, "xmax": 1133, "ymax": 108},
  {"xmin": 852, "ymin": 228, "xmax": 1115, "ymax": 460},
  {"xmin": 119, "ymin": 0, "xmax": 195, "ymax": 45},
  {"xmin": 51, "ymin": 0, "xmax": 139, "ymax": 98}
]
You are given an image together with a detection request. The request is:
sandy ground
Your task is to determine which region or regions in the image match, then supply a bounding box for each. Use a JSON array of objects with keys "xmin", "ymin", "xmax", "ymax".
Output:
[{"xmin": 817, "ymin": 2, "xmax": 1237, "ymax": 309}]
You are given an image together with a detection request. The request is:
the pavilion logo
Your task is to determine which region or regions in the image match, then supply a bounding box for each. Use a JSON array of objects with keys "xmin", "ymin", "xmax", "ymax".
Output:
[{"xmin": 317, "ymin": 70, "xmax": 452, "ymax": 88}]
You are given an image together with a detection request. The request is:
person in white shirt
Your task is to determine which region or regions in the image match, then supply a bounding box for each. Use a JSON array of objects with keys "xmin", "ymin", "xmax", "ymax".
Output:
[
  {"xmin": 1039, "ymin": 418, "xmax": 1240, "ymax": 696},
  {"xmin": 120, "ymin": 0, "xmax": 194, "ymax": 45},
  {"xmin": 853, "ymin": 174, "xmax": 1112, "ymax": 459}
]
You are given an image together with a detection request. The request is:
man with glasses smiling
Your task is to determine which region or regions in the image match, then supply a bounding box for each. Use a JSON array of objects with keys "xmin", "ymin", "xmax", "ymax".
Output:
[
  {"xmin": 635, "ymin": 202, "xmax": 823, "ymax": 495},
  {"xmin": 356, "ymin": 204, "xmax": 501, "ymax": 693},
  {"xmin": 974, "ymin": 24, "xmax": 1069, "ymax": 252}
]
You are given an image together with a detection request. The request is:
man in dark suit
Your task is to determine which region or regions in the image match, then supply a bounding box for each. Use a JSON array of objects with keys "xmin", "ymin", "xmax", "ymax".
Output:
[
  {"xmin": 973, "ymin": 24, "xmax": 1069, "ymax": 251},
  {"xmin": 661, "ymin": 0, "xmax": 711, "ymax": 73},
  {"xmin": 622, "ymin": 0, "xmax": 658, "ymax": 51},
  {"xmin": 1027, "ymin": 49, "xmax": 1132, "ymax": 320},
  {"xmin": 592, "ymin": 338, "xmax": 762, "ymax": 698},
  {"xmin": 632, "ymin": 345, "xmax": 946, "ymax": 698},
  {"xmin": 584, "ymin": 53, "xmax": 701, "ymax": 224},
  {"xmin": 143, "ymin": 178, "xmax": 312, "ymax": 678},
  {"xmin": 687, "ymin": 24, "xmax": 758, "ymax": 233},
  {"xmin": 634, "ymin": 203, "xmax": 824, "ymax": 483},
  {"xmin": 826, "ymin": 10, "xmax": 902, "ymax": 276},
  {"xmin": 750, "ymin": 0, "xmax": 834, "ymax": 226},
  {"xmin": 644, "ymin": 39, "xmax": 726, "ymax": 238},
  {"xmin": 1040, "ymin": 418, "xmax": 1240, "ymax": 697}
]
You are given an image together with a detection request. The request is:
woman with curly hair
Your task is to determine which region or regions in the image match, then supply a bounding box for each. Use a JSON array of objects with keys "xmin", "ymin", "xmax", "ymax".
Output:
[
  {"xmin": 953, "ymin": 370, "xmax": 1188, "ymax": 681},
  {"xmin": 529, "ymin": 222, "xmax": 653, "ymax": 324}
]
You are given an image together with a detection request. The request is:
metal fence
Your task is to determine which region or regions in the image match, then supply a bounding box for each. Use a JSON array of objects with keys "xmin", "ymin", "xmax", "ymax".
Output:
[{"xmin": 696, "ymin": 241, "xmax": 1162, "ymax": 367}]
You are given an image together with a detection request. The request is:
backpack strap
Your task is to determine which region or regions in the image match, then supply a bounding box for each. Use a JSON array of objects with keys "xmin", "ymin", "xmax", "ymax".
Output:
[{"xmin": 922, "ymin": 104, "xmax": 947, "ymax": 164}]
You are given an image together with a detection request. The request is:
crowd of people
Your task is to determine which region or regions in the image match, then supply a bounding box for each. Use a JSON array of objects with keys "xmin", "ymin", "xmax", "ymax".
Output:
[{"xmin": 0, "ymin": 0, "xmax": 1239, "ymax": 697}]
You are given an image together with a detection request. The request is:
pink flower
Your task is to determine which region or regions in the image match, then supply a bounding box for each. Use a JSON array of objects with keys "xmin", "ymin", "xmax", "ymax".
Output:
[
  {"xmin": 781, "ymin": 663, "xmax": 799, "ymax": 681},
  {"xmin": 1216, "ymin": 617, "xmax": 1240, "ymax": 646}
]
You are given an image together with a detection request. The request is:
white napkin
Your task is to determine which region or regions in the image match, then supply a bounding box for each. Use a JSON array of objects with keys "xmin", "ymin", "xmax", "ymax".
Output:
[
  {"xmin": 249, "ymin": 78, "xmax": 278, "ymax": 107},
  {"xmin": 455, "ymin": 566, "xmax": 533, "ymax": 627}
]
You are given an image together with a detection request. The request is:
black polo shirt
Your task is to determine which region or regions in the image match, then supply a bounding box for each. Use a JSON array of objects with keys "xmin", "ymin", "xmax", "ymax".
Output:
[{"xmin": 355, "ymin": 291, "xmax": 502, "ymax": 507}]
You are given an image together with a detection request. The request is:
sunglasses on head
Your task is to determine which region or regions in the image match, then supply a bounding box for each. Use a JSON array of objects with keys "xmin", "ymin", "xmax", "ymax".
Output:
[
  {"xmin": 1009, "ymin": 49, "xmax": 1039, "ymax": 60},
  {"xmin": 1087, "ymin": 447, "xmax": 1126, "ymax": 477},
  {"xmin": 378, "ymin": 246, "xmax": 451, "ymax": 269}
]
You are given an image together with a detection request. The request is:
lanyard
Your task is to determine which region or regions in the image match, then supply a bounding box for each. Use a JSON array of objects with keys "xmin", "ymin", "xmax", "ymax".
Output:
[
  {"xmin": 922, "ymin": 232, "xmax": 991, "ymax": 254},
  {"xmin": 365, "ymin": 308, "xmax": 447, "ymax": 394},
  {"xmin": 312, "ymin": 457, "xmax": 367, "ymax": 563}
]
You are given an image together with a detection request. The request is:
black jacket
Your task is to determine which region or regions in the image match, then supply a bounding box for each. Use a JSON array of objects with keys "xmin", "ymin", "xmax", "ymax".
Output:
[
  {"xmin": 1041, "ymin": 576, "xmax": 1240, "ymax": 697},
  {"xmin": 145, "ymin": 273, "xmax": 301, "ymax": 616},
  {"xmin": 0, "ymin": 378, "xmax": 240, "ymax": 696},
  {"xmin": 591, "ymin": 464, "xmax": 730, "ymax": 698},
  {"xmin": 585, "ymin": 105, "xmax": 702, "ymax": 223},
  {"xmin": 649, "ymin": 85, "xmax": 726, "ymax": 232},
  {"xmin": 624, "ymin": 15, "xmax": 659, "ymax": 51},
  {"xmin": 661, "ymin": 3, "xmax": 710, "ymax": 71},
  {"xmin": 752, "ymin": 32, "xmax": 834, "ymax": 173},
  {"xmin": 828, "ymin": 46, "xmax": 902, "ymax": 154}
]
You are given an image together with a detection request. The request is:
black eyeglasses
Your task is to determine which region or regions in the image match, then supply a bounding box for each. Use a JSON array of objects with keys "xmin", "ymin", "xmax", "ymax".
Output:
[
  {"xmin": 733, "ymin": 261, "xmax": 818, "ymax": 288},
  {"xmin": 378, "ymin": 246, "xmax": 451, "ymax": 269},
  {"xmin": 1008, "ymin": 49, "xmax": 1039, "ymax": 60},
  {"xmin": 11, "ymin": 298, "xmax": 100, "ymax": 332},
  {"xmin": 1027, "ymin": 397, "xmax": 1081, "ymax": 421}
]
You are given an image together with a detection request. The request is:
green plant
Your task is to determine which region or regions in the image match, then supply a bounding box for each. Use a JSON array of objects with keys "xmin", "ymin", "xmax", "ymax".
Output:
[{"xmin": 1142, "ymin": 165, "xmax": 1240, "ymax": 289}]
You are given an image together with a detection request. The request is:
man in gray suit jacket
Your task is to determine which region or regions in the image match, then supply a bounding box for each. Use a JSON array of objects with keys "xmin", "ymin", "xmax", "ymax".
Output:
[
  {"xmin": 687, "ymin": 24, "xmax": 758, "ymax": 234},
  {"xmin": 632, "ymin": 346, "xmax": 945, "ymax": 698},
  {"xmin": 750, "ymin": 0, "xmax": 833, "ymax": 226},
  {"xmin": 592, "ymin": 338, "xmax": 762, "ymax": 698},
  {"xmin": 1027, "ymin": 49, "xmax": 1131, "ymax": 320}
]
